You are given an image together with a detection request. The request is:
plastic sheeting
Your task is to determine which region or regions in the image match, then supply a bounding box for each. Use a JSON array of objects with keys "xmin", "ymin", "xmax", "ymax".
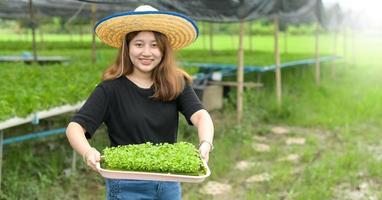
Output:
[
  {"xmin": 77, "ymin": 0, "xmax": 324, "ymax": 23},
  {"xmin": 277, "ymin": 0, "xmax": 324, "ymax": 24},
  {"xmin": 0, "ymin": 0, "xmax": 338, "ymax": 28},
  {"xmin": 323, "ymin": 3, "xmax": 344, "ymax": 31},
  {"xmin": 0, "ymin": 0, "xmax": 135, "ymax": 20}
]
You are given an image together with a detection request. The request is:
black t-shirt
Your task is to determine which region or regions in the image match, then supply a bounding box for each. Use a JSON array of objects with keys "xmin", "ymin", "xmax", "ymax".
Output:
[{"xmin": 70, "ymin": 76, "xmax": 203, "ymax": 147}]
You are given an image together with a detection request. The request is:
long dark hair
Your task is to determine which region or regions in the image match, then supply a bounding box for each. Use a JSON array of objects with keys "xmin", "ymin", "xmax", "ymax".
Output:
[{"xmin": 102, "ymin": 31, "xmax": 192, "ymax": 101}]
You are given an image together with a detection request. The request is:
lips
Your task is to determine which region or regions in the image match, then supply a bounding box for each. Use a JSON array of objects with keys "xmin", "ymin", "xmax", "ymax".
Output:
[{"xmin": 139, "ymin": 58, "xmax": 154, "ymax": 65}]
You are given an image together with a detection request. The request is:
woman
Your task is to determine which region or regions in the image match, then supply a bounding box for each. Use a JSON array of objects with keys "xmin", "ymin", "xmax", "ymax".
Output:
[{"xmin": 66, "ymin": 5, "xmax": 214, "ymax": 200}]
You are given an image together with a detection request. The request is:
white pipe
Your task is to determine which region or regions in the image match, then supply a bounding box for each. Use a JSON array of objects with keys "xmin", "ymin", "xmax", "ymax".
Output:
[{"xmin": 0, "ymin": 101, "xmax": 85, "ymax": 130}]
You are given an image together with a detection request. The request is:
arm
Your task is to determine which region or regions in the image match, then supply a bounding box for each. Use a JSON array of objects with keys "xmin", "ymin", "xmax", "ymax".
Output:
[
  {"xmin": 66, "ymin": 122, "xmax": 101, "ymax": 171},
  {"xmin": 190, "ymin": 109, "xmax": 214, "ymax": 162}
]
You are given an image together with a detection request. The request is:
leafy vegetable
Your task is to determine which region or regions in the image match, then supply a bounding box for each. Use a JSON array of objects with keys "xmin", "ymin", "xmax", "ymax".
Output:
[{"xmin": 102, "ymin": 142, "xmax": 207, "ymax": 176}]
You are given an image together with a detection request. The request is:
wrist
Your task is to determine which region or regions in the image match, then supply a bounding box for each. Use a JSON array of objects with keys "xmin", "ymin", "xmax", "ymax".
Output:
[
  {"xmin": 83, "ymin": 147, "xmax": 95, "ymax": 162},
  {"xmin": 199, "ymin": 140, "xmax": 214, "ymax": 152}
]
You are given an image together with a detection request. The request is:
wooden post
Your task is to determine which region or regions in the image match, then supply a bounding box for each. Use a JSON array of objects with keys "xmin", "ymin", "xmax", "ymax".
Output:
[
  {"xmin": 209, "ymin": 23, "xmax": 213, "ymax": 54},
  {"xmin": 91, "ymin": 4, "xmax": 97, "ymax": 64},
  {"xmin": 284, "ymin": 26, "xmax": 288, "ymax": 54},
  {"xmin": 256, "ymin": 72, "xmax": 263, "ymax": 90},
  {"xmin": 332, "ymin": 30, "xmax": 338, "ymax": 77},
  {"xmin": 231, "ymin": 25, "xmax": 236, "ymax": 49},
  {"xmin": 80, "ymin": 22, "xmax": 84, "ymax": 43},
  {"xmin": 343, "ymin": 27, "xmax": 347, "ymax": 59},
  {"xmin": 70, "ymin": 30, "xmax": 73, "ymax": 42},
  {"xmin": 0, "ymin": 130, "xmax": 3, "ymax": 191},
  {"xmin": 202, "ymin": 22, "xmax": 206, "ymax": 50},
  {"xmin": 315, "ymin": 22, "xmax": 320, "ymax": 86},
  {"xmin": 256, "ymin": 73, "xmax": 262, "ymax": 84},
  {"xmin": 29, "ymin": 0, "xmax": 37, "ymax": 63},
  {"xmin": 351, "ymin": 28, "xmax": 356, "ymax": 66},
  {"xmin": 274, "ymin": 14, "xmax": 282, "ymax": 106},
  {"xmin": 71, "ymin": 150, "xmax": 77, "ymax": 172},
  {"xmin": 236, "ymin": 21, "xmax": 245, "ymax": 123},
  {"xmin": 249, "ymin": 21, "xmax": 253, "ymax": 51},
  {"xmin": 22, "ymin": 27, "xmax": 27, "ymax": 42},
  {"xmin": 39, "ymin": 26, "xmax": 44, "ymax": 50}
]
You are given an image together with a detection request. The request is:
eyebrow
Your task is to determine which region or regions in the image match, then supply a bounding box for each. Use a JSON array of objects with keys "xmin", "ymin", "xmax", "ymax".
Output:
[{"xmin": 132, "ymin": 39, "xmax": 157, "ymax": 43}]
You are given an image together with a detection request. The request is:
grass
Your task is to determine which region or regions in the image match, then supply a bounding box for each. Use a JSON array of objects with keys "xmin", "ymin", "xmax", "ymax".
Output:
[
  {"xmin": 0, "ymin": 32, "xmax": 341, "ymax": 54},
  {"xmin": 1, "ymin": 31, "xmax": 382, "ymax": 199}
]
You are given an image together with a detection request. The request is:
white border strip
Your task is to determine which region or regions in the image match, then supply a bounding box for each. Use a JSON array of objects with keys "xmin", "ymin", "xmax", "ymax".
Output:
[{"xmin": 0, "ymin": 101, "xmax": 85, "ymax": 130}]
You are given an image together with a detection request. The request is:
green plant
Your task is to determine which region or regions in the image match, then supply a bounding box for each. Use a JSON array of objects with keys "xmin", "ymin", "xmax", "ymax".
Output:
[{"xmin": 102, "ymin": 142, "xmax": 206, "ymax": 175}]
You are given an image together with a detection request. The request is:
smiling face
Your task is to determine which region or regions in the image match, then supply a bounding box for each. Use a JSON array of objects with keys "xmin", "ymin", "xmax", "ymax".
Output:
[{"xmin": 128, "ymin": 31, "xmax": 163, "ymax": 75}]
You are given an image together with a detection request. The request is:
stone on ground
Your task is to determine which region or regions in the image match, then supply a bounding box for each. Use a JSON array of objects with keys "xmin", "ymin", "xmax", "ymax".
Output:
[
  {"xmin": 246, "ymin": 172, "xmax": 271, "ymax": 183},
  {"xmin": 271, "ymin": 126, "xmax": 290, "ymax": 135},
  {"xmin": 253, "ymin": 143, "xmax": 271, "ymax": 152},
  {"xmin": 200, "ymin": 181, "xmax": 232, "ymax": 195},
  {"xmin": 278, "ymin": 154, "xmax": 300, "ymax": 163},
  {"xmin": 235, "ymin": 160, "xmax": 255, "ymax": 171},
  {"xmin": 286, "ymin": 137, "xmax": 306, "ymax": 145}
]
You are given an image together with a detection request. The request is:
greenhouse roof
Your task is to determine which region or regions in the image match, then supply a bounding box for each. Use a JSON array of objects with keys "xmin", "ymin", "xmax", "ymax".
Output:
[
  {"xmin": 77, "ymin": 0, "xmax": 325, "ymax": 23},
  {"xmin": 0, "ymin": 0, "xmax": 344, "ymax": 28},
  {"xmin": 0, "ymin": 0, "xmax": 135, "ymax": 20}
]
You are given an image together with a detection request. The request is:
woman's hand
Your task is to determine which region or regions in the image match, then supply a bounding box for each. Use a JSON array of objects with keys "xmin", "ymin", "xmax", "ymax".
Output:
[
  {"xmin": 190, "ymin": 109, "xmax": 214, "ymax": 163},
  {"xmin": 199, "ymin": 140, "xmax": 213, "ymax": 162},
  {"xmin": 83, "ymin": 147, "xmax": 101, "ymax": 171}
]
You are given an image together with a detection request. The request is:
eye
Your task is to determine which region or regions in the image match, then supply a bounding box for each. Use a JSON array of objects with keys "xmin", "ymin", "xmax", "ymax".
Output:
[
  {"xmin": 151, "ymin": 43, "xmax": 158, "ymax": 48},
  {"xmin": 134, "ymin": 43, "xmax": 143, "ymax": 48}
]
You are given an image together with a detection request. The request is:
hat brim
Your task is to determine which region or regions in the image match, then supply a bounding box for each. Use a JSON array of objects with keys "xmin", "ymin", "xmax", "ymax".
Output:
[{"xmin": 95, "ymin": 11, "xmax": 199, "ymax": 50}]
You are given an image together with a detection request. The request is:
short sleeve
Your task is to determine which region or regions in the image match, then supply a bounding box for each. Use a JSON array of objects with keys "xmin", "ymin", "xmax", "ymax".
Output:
[
  {"xmin": 70, "ymin": 84, "xmax": 109, "ymax": 138},
  {"xmin": 177, "ymin": 84, "xmax": 204, "ymax": 125}
]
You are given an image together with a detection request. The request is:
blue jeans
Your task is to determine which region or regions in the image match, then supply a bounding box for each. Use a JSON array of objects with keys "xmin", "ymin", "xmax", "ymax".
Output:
[{"xmin": 105, "ymin": 179, "xmax": 182, "ymax": 200}]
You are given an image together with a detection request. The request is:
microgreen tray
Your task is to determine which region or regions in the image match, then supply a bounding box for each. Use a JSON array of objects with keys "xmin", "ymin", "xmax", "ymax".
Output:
[{"xmin": 96, "ymin": 160, "xmax": 211, "ymax": 183}]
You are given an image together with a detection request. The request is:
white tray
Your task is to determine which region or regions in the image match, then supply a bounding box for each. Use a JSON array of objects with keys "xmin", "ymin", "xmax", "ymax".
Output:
[{"xmin": 96, "ymin": 161, "xmax": 211, "ymax": 183}]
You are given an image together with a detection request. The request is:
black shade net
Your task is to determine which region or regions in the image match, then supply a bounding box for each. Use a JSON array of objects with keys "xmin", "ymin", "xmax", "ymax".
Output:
[{"xmin": 0, "ymin": 0, "xmax": 345, "ymax": 29}]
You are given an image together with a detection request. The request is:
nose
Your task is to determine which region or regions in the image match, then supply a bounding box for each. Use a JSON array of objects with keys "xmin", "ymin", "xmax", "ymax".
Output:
[{"xmin": 142, "ymin": 45, "xmax": 153, "ymax": 56}]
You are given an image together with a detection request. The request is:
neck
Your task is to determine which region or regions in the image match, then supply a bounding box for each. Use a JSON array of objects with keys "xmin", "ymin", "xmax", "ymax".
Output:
[{"xmin": 126, "ymin": 71, "xmax": 153, "ymax": 89}]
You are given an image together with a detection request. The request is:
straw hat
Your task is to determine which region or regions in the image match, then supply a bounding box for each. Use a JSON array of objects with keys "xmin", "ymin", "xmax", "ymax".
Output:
[{"xmin": 94, "ymin": 5, "xmax": 199, "ymax": 50}]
